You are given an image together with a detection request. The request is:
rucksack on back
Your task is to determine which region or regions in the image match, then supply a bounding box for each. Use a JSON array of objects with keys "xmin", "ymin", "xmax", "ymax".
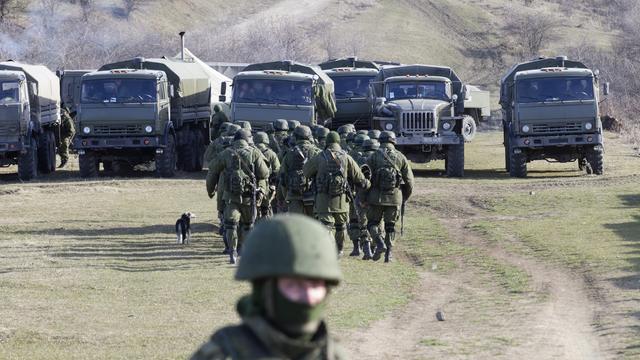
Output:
[
  {"xmin": 287, "ymin": 146, "xmax": 312, "ymax": 196},
  {"xmin": 227, "ymin": 149, "xmax": 254, "ymax": 196},
  {"xmin": 317, "ymin": 150, "xmax": 347, "ymax": 196},
  {"xmin": 374, "ymin": 150, "xmax": 400, "ymax": 192}
]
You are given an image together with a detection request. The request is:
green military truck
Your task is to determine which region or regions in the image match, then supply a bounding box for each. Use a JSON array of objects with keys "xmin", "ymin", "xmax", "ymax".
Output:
[
  {"xmin": 230, "ymin": 61, "xmax": 336, "ymax": 130},
  {"xmin": 319, "ymin": 57, "xmax": 383, "ymax": 130},
  {"xmin": 500, "ymin": 56, "xmax": 608, "ymax": 177},
  {"xmin": 0, "ymin": 61, "xmax": 61, "ymax": 180},
  {"xmin": 75, "ymin": 54, "xmax": 228, "ymax": 178},
  {"xmin": 58, "ymin": 69, "xmax": 94, "ymax": 113},
  {"xmin": 369, "ymin": 64, "xmax": 477, "ymax": 177}
]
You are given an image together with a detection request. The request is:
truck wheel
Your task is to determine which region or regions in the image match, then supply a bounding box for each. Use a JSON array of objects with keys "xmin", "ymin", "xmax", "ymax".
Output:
[
  {"xmin": 18, "ymin": 136, "xmax": 38, "ymax": 181},
  {"xmin": 112, "ymin": 161, "xmax": 134, "ymax": 176},
  {"xmin": 79, "ymin": 151, "xmax": 99, "ymax": 178},
  {"xmin": 461, "ymin": 115, "xmax": 477, "ymax": 143},
  {"xmin": 445, "ymin": 143, "xmax": 464, "ymax": 177},
  {"xmin": 103, "ymin": 161, "xmax": 113, "ymax": 172},
  {"xmin": 156, "ymin": 135, "xmax": 177, "ymax": 178},
  {"xmin": 509, "ymin": 149, "xmax": 527, "ymax": 178},
  {"xmin": 37, "ymin": 130, "xmax": 56, "ymax": 174},
  {"xmin": 586, "ymin": 146, "xmax": 604, "ymax": 175}
]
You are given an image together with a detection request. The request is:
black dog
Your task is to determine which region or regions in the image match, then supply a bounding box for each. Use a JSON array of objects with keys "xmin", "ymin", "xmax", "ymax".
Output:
[{"xmin": 175, "ymin": 212, "xmax": 196, "ymax": 245}]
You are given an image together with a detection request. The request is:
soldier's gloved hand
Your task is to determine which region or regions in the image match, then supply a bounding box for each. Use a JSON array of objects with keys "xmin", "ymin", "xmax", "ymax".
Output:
[
  {"xmin": 208, "ymin": 191, "xmax": 216, "ymax": 199},
  {"xmin": 360, "ymin": 179, "xmax": 371, "ymax": 190}
]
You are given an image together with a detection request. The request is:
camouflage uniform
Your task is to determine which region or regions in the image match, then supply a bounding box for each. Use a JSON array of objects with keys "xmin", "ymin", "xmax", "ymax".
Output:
[
  {"xmin": 206, "ymin": 129, "xmax": 269, "ymax": 264},
  {"xmin": 366, "ymin": 131, "xmax": 413, "ymax": 262},
  {"xmin": 210, "ymin": 104, "xmax": 229, "ymax": 140},
  {"xmin": 359, "ymin": 138, "xmax": 379, "ymax": 259},
  {"xmin": 57, "ymin": 107, "xmax": 75, "ymax": 168},
  {"xmin": 337, "ymin": 124, "xmax": 355, "ymax": 152},
  {"xmin": 269, "ymin": 119, "xmax": 289, "ymax": 155},
  {"xmin": 347, "ymin": 134, "xmax": 370, "ymax": 257},
  {"xmin": 190, "ymin": 215, "xmax": 347, "ymax": 360},
  {"xmin": 304, "ymin": 132, "xmax": 369, "ymax": 254},
  {"xmin": 254, "ymin": 132, "xmax": 280, "ymax": 220},
  {"xmin": 279, "ymin": 126, "xmax": 320, "ymax": 216}
]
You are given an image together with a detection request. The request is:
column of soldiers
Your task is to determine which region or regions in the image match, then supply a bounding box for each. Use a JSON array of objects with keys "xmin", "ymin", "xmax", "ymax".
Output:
[{"xmin": 205, "ymin": 118, "xmax": 414, "ymax": 264}]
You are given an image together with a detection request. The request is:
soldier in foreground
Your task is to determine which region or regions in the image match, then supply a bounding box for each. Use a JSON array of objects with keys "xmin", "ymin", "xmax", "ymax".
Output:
[
  {"xmin": 190, "ymin": 215, "xmax": 347, "ymax": 359},
  {"xmin": 280, "ymin": 126, "xmax": 320, "ymax": 216},
  {"xmin": 57, "ymin": 107, "xmax": 75, "ymax": 168},
  {"xmin": 303, "ymin": 131, "xmax": 369, "ymax": 255},
  {"xmin": 366, "ymin": 131, "xmax": 414, "ymax": 262},
  {"xmin": 206, "ymin": 129, "xmax": 269, "ymax": 264}
]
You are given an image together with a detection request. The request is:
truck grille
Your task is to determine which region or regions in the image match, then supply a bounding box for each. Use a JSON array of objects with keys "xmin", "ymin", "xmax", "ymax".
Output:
[
  {"xmin": 0, "ymin": 123, "xmax": 18, "ymax": 137},
  {"xmin": 532, "ymin": 123, "xmax": 583, "ymax": 134},
  {"xmin": 401, "ymin": 112, "xmax": 434, "ymax": 133},
  {"xmin": 93, "ymin": 125, "xmax": 145, "ymax": 136}
]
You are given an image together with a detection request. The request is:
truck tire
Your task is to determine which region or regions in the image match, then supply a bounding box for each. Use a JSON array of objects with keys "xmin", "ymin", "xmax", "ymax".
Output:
[
  {"xmin": 586, "ymin": 146, "xmax": 604, "ymax": 175},
  {"xmin": 445, "ymin": 143, "xmax": 464, "ymax": 177},
  {"xmin": 461, "ymin": 115, "xmax": 477, "ymax": 143},
  {"xmin": 112, "ymin": 161, "xmax": 134, "ymax": 176},
  {"xmin": 18, "ymin": 136, "xmax": 38, "ymax": 181},
  {"xmin": 103, "ymin": 161, "xmax": 113, "ymax": 173},
  {"xmin": 79, "ymin": 151, "xmax": 99, "ymax": 178},
  {"xmin": 509, "ymin": 149, "xmax": 527, "ymax": 178},
  {"xmin": 156, "ymin": 135, "xmax": 177, "ymax": 178},
  {"xmin": 38, "ymin": 130, "xmax": 56, "ymax": 174}
]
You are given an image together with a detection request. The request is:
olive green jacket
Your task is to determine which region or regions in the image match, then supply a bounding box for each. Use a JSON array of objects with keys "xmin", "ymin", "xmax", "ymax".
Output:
[
  {"xmin": 279, "ymin": 140, "xmax": 321, "ymax": 201},
  {"xmin": 365, "ymin": 143, "xmax": 414, "ymax": 206},
  {"xmin": 303, "ymin": 143, "xmax": 369, "ymax": 213},
  {"xmin": 204, "ymin": 136, "xmax": 230, "ymax": 166},
  {"xmin": 206, "ymin": 140, "xmax": 269, "ymax": 205}
]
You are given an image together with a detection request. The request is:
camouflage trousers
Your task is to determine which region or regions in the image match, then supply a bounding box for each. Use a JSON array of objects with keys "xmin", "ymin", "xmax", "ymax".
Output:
[
  {"xmin": 287, "ymin": 200, "xmax": 314, "ymax": 217},
  {"xmin": 367, "ymin": 205, "xmax": 400, "ymax": 248},
  {"xmin": 316, "ymin": 212, "xmax": 349, "ymax": 252},
  {"xmin": 224, "ymin": 202, "xmax": 255, "ymax": 250},
  {"xmin": 347, "ymin": 201, "xmax": 370, "ymax": 244},
  {"xmin": 58, "ymin": 135, "xmax": 72, "ymax": 162}
]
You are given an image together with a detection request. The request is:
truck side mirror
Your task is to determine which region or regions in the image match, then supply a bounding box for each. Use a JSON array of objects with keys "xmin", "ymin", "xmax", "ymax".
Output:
[
  {"xmin": 603, "ymin": 82, "xmax": 610, "ymax": 96},
  {"xmin": 220, "ymin": 82, "xmax": 227, "ymax": 96},
  {"xmin": 30, "ymin": 82, "xmax": 38, "ymax": 96},
  {"xmin": 169, "ymin": 84, "xmax": 175, "ymax": 98}
]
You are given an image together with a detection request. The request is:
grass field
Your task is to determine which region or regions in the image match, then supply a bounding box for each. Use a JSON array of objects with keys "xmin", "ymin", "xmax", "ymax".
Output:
[{"xmin": 1, "ymin": 130, "xmax": 639, "ymax": 358}]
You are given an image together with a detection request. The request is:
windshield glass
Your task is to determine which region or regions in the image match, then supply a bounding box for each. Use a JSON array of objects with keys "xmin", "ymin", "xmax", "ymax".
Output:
[
  {"xmin": 0, "ymin": 81, "xmax": 20, "ymax": 103},
  {"xmin": 386, "ymin": 81, "xmax": 450, "ymax": 101},
  {"xmin": 233, "ymin": 79, "xmax": 313, "ymax": 106},
  {"xmin": 516, "ymin": 76, "xmax": 594, "ymax": 103},
  {"xmin": 333, "ymin": 75, "xmax": 375, "ymax": 99},
  {"xmin": 81, "ymin": 79, "xmax": 157, "ymax": 104}
]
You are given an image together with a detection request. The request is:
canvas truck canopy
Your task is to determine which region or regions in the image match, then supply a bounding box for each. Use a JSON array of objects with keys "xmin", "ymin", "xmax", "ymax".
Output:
[
  {"xmin": 176, "ymin": 49, "xmax": 231, "ymax": 104},
  {"xmin": 319, "ymin": 58, "xmax": 381, "ymax": 70},
  {"xmin": 0, "ymin": 60, "xmax": 61, "ymax": 111},
  {"xmin": 499, "ymin": 57, "xmax": 588, "ymax": 109},
  {"xmin": 373, "ymin": 64, "xmax": 465, "ymax": 114},
  {"xmin": 99, "ymin": 56, "xmax": 212, "ymax": 109},
  {"xmin": 241, "ymin": 61, "xmax": 337, "ymax": 119}
]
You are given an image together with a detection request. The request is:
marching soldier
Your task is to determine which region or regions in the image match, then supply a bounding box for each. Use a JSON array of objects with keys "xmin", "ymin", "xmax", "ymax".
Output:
[
  {"xmin": 303, "ymin": 131, "xmax": 369, "ymax": 255},
  {"xmin": 314, "ymin": 126, "xmax": 330, "ymax": 150},
  {"xmin": 210, "ymin": 104, "xmax": 229, "ymax": 140},
  {"xmin": 204, "ymin": 123, "xmax": 240, "ymax": 165},
  {"xmin": 347, "ymin": 133, "xmax": 370, "ymax": 257},
  {"xmin": 57, "ymin": 107, "xmax": 75, "ymax": 168},
  {"xmin": 206, "ymin": 129, "xmax": 269, "ymax": 264},
  {"xmin": 254, "ymin": 132, "xmax": 280, "ymax": 219},
  {"xmin": 279, "ymin": 126, "xmax": 320, "ymax": 216},
  {"xmin": 337, "ymin": 124, "xmax": 355, "ymax": 151},
  {"xmin": 286, "ymin": 120, "xmax": 301, "ymax": 135},
  {"xmin": 269, "ymin": 119, "xmax": 289, "ymax": 155},
  {"xmin": 366, "ymin": 131, "xmax": 414, "ymax": 263},
  {"xmin": 358, "ymin": 138, "xmax": 379, "ymax": 259},
  {"xmin": 190, "ymin": 215, "xmax": 348, "ymax": 359}
]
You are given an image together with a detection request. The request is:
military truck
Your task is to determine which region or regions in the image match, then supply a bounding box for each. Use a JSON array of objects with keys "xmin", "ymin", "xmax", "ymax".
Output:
[
  {"xmin": 369, "ymin": 64, "xmax": 476, "ymax": 177},
  {"xmin": 500, "ymin": 56, "xmax": 608, "ymax": 177},
  {"xmin": 58, "ymin": 69, "xmax": 94, "ymax": 113},
  {"xmin": 319, "ymin": 57, "xmax": 382, "ymax": 130},
  {"xmin": 74, "ymin": 51, "xmax": 228, "ymax": 178},
  {"xmin": 230, "ymin": 61, "xmax": 336, "ymax": 130},
  {"xmin": 0, "ymin": 61, "xmax": 61, "ymax": 180}
]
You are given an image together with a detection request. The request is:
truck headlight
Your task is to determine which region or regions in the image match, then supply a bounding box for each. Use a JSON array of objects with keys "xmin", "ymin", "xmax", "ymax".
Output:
[
  {"xmin": 83, "ymin": 126, "xmax": 91, "ymax": 134},
  {"xmin": 442, "ymin": 121, "xmax": 452, "ymax": 130},
  {"xmin": 145, "ymin": 126, "xmax": 153, "ymax": 133},
  {"xmin": 585, "ymin": 122, "xmax": 593, "ymax": 130},
  {"xmin": 522, "ymin": 125, "xmax": 530, "ymax": 133},
  {"xmin": 384, "ymin": 123, "xmax": 394, "ymax": 131}
]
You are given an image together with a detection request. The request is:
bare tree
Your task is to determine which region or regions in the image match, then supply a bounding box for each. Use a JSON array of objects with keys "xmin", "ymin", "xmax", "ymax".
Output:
[
  {"xmin": 505, "ymin": 13, "xmax": 559, "ymax": 58},
  {"xmin": 0, "ymin": 0, "xmax": 25, "ymax": 24},
  {"xmin": 122, "ymin": 0, "xmax": 146, "ymax": 19}
]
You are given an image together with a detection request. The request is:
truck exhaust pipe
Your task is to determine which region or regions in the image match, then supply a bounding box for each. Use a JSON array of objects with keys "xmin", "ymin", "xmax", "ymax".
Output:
[{"xmin": 179, "ymin": 31, "xmax": 186, "ymax": 61}]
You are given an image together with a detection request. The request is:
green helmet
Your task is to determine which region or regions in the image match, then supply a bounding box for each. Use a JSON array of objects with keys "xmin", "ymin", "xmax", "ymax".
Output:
[
  {"xmin": 273, "ymin": 119, "xmax": 289, "ymax": 132},
  {"xmin": 293, "ymin": 125, "xmax": 312, "ymax": 141},
  {"xmin": 287, "ymin": 120, "xmax": 301, "ymax": 131},
  {"xmin": 234, "ymin": 129, "xmax": 252, "ymax": 142},
  {"xmin": 368, "ymin": 129, "xmax": 381, "ymax": 140},
  {"xmin": 356, "ymin": 129, "xmax": 368, "ymax": 136},
  {"xmin": 337, "ymin": 124, "xmax": 353, "ymax": 136},
  {"xmin": 214, "ymin": 104, "xmax": 222, "ymax": 112},
  {"xmin": 236, "ymin": 121, "xmax": 252, "ymax": 131},
  {"xmin": 224, "ymin": 123, "xmax": 241, "ymax": 137},
  {"xmin": 254, "ymin": 131, "xmax": 269, "ymax": 145},
  {"xmin": 379, "ymin": 130, "xmax": 396, "ymax": 144},
  {"xmin": 363, "ymin": 138, "xmax": 380, "ymax": 151},
  {"xmin": 353, "ymin": 134, "xmax": 370, "ymax": 147},
  {"xmin": 236, "ymin": 214, "xmax": 342, "ymax": 284},
  {"xmin": 326, "ymin": 131, "xmax": 340, "ymax": 145},
  {"xmin": 315, "ymin": 126, "xmax": 330, "ymax": 140},
  {"xmin": 219, "ymin": 122, "xmax": 231, "ymax": 133}
]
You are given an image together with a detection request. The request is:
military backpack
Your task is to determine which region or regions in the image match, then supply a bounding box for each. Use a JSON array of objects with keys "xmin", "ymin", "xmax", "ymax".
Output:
[
  {"xmin": 318, "ymin": 149, "xmax": 347, "ymax": 197},
  {"xmin": 374, "ymin": 148, "xmax": 401, "ymax": 193}
]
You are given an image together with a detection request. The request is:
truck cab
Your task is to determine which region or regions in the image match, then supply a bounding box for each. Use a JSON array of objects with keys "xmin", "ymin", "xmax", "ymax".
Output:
[
  {"xmin": 231, "ymin": 70, "xmax": 316, "ymax": 131},
  {"xmin": 0, "ymin": 71, "xmax": 29, "ymax": 150},
  {"xmin": 323, "ymin": 67, "xmax": 378, "ymax": 130}
]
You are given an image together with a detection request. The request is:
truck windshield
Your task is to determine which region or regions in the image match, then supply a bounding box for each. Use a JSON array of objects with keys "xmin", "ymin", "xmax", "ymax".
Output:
[
  {"xmin": 516, "ymin": 77, "xmax": 594, "ymax": 103},
  {"xmin": 386, "ymin": 81, "xmax": 450, "ymax": 101},
  {"xmin": 333, "ymin": 75, "xmax": 375, "ymax": 99},
  {"xmin": 233, "ymin": 79, "xmax": 313, "ymax": 106},
  {"xmin": 81, "ymin": 79, "xmax": 157, "ymax": 104},
  {"xmin": 0, "ymin": 81, "xmax": 19, "ymax": 103}
]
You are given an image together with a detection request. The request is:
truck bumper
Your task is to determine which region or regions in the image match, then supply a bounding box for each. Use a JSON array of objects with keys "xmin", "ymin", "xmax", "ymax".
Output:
[
  {"xmin": 74, "ymin": 136, "xmax": 161, "ymax": 153},
  {"xmin": 0, "ymin": 142, "xmax": 23, "ymax": 153},
  {"xmin": 395, "ymin": 134, "xmax": 461, "ymax": 146},
  {"xmin": 514, "ymin": 133, "xmax": 603, "ymax": 148}
]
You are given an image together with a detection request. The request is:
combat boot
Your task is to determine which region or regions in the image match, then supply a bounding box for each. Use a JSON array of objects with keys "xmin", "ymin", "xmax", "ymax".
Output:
[
  {"xmin": 384, "ymin": 247, "xmax": 393, "ymax": 263},
  {"xmin": 372, "ymin": 238, "xmax": 386, "ymax": 261},
  {"xmin": 349, "ymin": 239, "xmax": 360, "ymax": 257},
  {"xmin": 229, "ymin": 249, "xmax": 238, "ymax": 264},
  {"xmin": 362, "ymin": 241, "xmax": 373, "ymax": 260},
  {"xmin": 58, "ymin": 157, "xmax": 68, "ymax": 169}
]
